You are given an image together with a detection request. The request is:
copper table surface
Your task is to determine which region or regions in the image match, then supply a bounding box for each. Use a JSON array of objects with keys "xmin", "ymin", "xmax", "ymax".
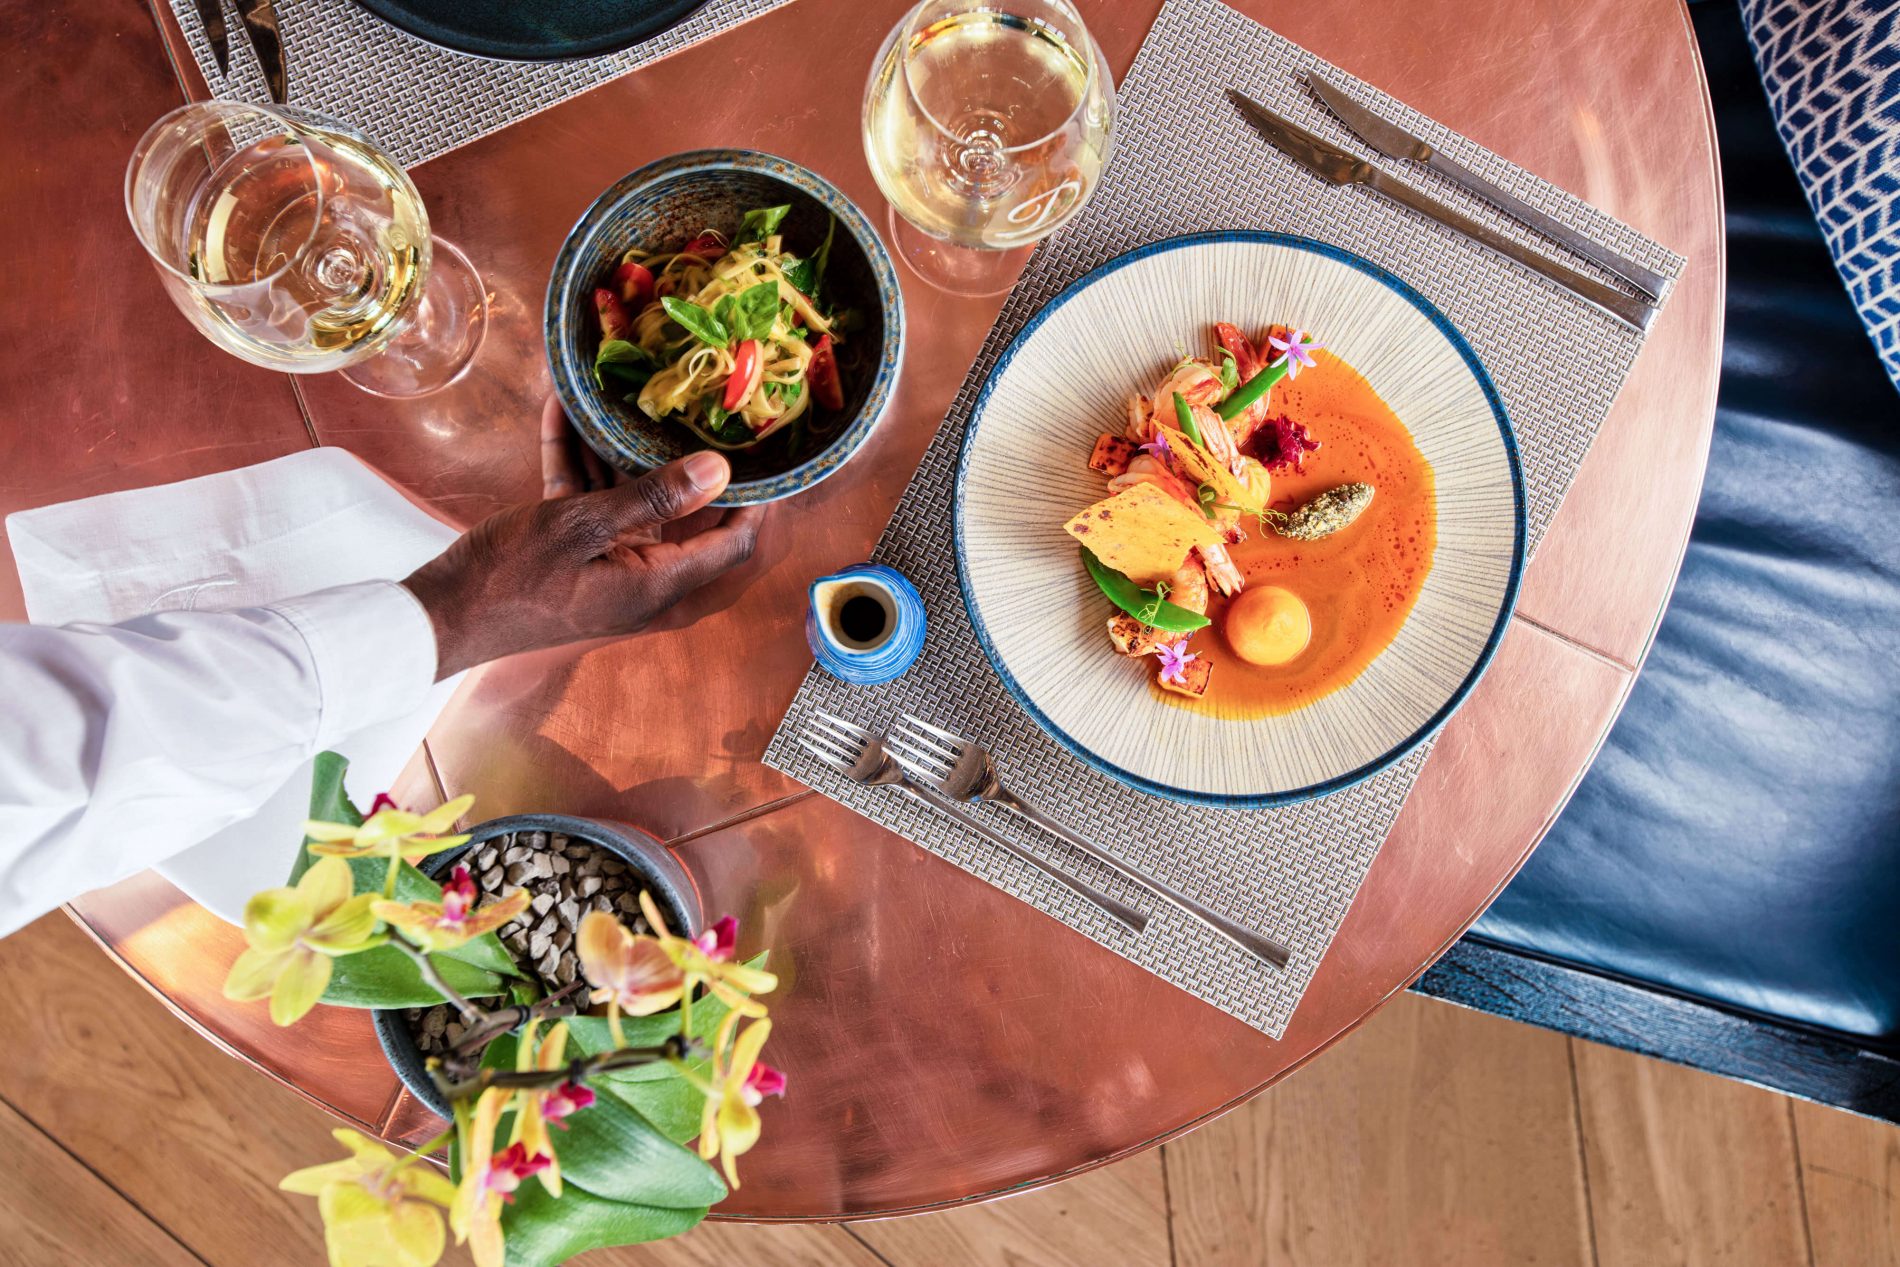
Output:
[{"xmin": 3, "ymin": 0, "xmax": 1722, "ymax": 1221}]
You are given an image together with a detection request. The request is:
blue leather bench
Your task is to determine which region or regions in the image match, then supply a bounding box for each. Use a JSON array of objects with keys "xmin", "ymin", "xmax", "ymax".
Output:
[{"xmin": 1413, "ymin": 0, "xmax": 1900, "ymax": 1120}]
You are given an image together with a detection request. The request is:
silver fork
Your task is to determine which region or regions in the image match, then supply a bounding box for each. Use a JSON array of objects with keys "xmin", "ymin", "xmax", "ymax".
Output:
[
  {"xmin": 796, "ymin": 712, "xmax": 1149, "ymax": 935},
  {"xmin": 889, "ymin": 715, "xmax": 1292, "ymax": 969}
]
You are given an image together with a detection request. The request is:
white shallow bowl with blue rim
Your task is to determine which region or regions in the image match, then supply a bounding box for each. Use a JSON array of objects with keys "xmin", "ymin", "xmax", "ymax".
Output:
[
  {"xmin": 954, "ymin": 232, "xmax": 1526, "ymax": 808},
  {"xmin": 545, "ymin": 149, "xmax": 905, "ymax": 507}
]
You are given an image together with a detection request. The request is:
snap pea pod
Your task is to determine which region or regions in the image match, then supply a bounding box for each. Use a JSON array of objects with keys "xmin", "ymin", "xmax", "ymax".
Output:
[
  {"xmin": 1215, "ymin": 359, "xmax": 1289, "ymax": 421},
  {"xmin": 1172, "ymin": 391, "xmax": 1203, "ymax": 449},
  {"xmin": 1081, "ymin": 548, "xmax": 1210, "ymax": 633}
]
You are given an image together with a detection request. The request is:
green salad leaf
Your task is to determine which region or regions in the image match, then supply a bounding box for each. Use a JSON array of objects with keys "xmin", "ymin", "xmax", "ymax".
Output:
[
  {"xmin": 783, "ymin": 214, "xmax": 836, "ymax": 300},
  {"xmin": 730, "ymin": 281, "xmax": 780, "ymax": 343},
  {"xmin": 595, "ymin": 339, "xmax": 657, "ymax": 393},
  {"xmin": 662, "ymin": 297, "xmax": 729, "ymax": 348},
  {"xmin": 738, "ymin": 204, "xmax": 791, "ymax": 242}
]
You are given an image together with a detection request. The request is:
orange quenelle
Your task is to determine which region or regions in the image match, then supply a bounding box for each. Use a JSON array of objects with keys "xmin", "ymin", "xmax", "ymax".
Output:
[{"xmin": 1160, "ymin": 351, "xmax": 1436, "ymax": 719}]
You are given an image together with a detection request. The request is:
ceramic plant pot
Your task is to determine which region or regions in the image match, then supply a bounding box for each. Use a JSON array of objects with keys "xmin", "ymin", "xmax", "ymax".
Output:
[{"xmin": 371, "ymin": 813, "xmax": 702, "ymax": 1119}]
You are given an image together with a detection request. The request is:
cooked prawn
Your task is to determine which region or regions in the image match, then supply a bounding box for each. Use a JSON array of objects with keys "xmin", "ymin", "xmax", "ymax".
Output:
[
  {"xmin": 1199, "ymin": 542, "xmax": 1244, "ymax": 596},
  {"xmin": 1186, "ymin": 402, "xmax": 1242, "ymax": 471},
  {"xmin": 1125, "ymin": 394, "xmax": 1153, "ymax": 442},
  {"xmin": 1107, "ymin": 454, "xmax": 1198, "ymax": 505},
  {"xmin": 1164, "ymin": 557, "xmax": 1210, "ymax": 615},
  {"xmin": 1153, "ymin": 358, "xmax": 1225, "ymax": 409}
]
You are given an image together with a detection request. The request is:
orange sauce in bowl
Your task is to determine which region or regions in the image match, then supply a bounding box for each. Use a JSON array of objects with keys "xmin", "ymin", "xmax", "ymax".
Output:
[{"xmin": 1162, "ymin": 352, "xmax": 1435, "ymax": 719}]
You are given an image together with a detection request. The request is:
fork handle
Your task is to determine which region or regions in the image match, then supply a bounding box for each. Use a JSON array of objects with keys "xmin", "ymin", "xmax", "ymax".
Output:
[
  {"xmin": 993, "ymin": 792, "xmax": 1292, "ymax": 969},
  {"xmin": 895, "ymin": 784, "xmax": 1149, "ymax": 936}
]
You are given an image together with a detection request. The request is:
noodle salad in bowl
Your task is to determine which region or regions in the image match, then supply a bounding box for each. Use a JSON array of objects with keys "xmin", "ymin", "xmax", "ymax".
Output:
[
  {"xmin": 594, "ymin": 203, "xmax": 851, "ymax": 452},
  {"xmin": 547, "ymin": 150, "xmax": 904, "ymax": 506}
]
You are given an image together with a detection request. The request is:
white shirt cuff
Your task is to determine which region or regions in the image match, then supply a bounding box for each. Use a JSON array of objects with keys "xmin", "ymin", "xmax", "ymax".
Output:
[{"xmin": 267, "ymin": 580, "xmax": 439, "ymax": 751}]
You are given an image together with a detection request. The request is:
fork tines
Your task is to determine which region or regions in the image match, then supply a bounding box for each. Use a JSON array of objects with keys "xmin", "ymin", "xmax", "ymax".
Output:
[
  {"xmin": 796, "ymin": 711, "xmax": 873, "ymax": 771},
  {"xmin": 886, "ymin": 714, "xmax": 964, "ymax": 784}
]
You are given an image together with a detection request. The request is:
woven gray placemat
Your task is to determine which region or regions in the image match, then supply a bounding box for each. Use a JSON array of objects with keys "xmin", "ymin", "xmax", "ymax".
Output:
[
  {"xmin": 169, "ymin": 0, "xmax": 791, "ymax": 167},
  {"xmin": 779, "ymin": 0, "xmax": 1683, "ymax": 1038}
]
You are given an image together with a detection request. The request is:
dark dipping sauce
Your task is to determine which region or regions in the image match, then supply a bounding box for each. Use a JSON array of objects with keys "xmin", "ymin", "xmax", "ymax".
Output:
[{"xmin": 839, "ymin": 595, "xmax": 888, "ymax": 643}]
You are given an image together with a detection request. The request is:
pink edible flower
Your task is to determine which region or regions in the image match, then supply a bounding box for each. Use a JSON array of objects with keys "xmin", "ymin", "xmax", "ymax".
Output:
[
  {"xmin": 1153, "ymin": 641, "xmax": 1198, "ymax": 685},
  {"xmin": 1139, "ymin": 430, "xmax": 1172, "ymax": 460},
  {"xmin": 1267, "ymin": 329, "xmax": 1323, "ymax": 378}
]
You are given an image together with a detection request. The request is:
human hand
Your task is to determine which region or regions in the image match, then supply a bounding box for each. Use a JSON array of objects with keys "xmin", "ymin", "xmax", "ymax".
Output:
[{"xmin": 404, "ymin": 398, "xmax": 768, "ymax": 678}]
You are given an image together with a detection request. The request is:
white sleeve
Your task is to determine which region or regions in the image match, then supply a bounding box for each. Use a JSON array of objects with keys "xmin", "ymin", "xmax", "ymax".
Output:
[{"xmin": 0, "ymin": 579, "xmax": 438, "ymax": 935}]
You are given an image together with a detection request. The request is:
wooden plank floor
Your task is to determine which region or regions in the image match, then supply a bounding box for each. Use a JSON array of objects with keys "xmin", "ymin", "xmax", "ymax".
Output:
[{"xmin": 5, "ymin": 912, "xmax": 1894, "ymax": 1267}]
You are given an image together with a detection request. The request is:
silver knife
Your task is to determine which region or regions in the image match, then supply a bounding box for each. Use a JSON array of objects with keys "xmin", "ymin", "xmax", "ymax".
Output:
[
  {"xmin": 235, "ymin": 0, "xmax": 288, "ymax": 104},
  {"xmin": 1306, "ymin": 72, "xmax": 1668, "ymax": 302},
  {"xmin": 1227, "ymin": 89, "xmax": 1653, "ymax": 334},
  {"xmin": 193, "ymin": 0, "xmax": 230, "ymax": 75}
]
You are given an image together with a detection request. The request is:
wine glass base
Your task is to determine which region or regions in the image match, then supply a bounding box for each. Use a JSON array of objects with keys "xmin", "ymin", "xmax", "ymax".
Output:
[
  {"xmin": 340, "ymin": 236, "xmax": 489, "ymax": 398},
  {"xmin": 886, "ymin": 206, "xmax": 1034, "ymax": 298}
]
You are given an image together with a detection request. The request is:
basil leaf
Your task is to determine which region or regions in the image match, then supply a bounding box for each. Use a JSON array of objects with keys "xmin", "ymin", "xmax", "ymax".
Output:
[
  {"xmin": 784, "ymin": 215, "xmax": 834, "ymax": 297},
  {"xmin": 595, "ymin": 338, "xmax": 656, "ymax": 392},
  {"xmin": 738, "ymin": 204, "xmax": 790, "ymax": 241},
  {"xmin": 661, "ymin": 297, "xmax": 728, "ymax": 348},
  {"xmin": 711, "ymin": 293, "xmax": 739, "ymax": 338},
  {"xmin": 731, "ymin": 281, "xmax": 781, "ymax": 343}
]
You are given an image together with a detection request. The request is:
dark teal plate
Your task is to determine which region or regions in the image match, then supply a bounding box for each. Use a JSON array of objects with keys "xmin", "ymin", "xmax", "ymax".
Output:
[{"xmin": 351, "ymin": 0, "xmax": 708, "ymax": 62}]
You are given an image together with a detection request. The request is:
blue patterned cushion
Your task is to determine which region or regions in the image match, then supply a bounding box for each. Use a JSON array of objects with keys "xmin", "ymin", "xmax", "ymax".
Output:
[{"xmin": 1744, "ymin": 0, "xmax": 1900, "ymax": 394}]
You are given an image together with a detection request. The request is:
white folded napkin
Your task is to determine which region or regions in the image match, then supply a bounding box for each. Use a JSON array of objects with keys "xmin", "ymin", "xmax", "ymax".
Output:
[{"xmin": 5, "ymin": 448, "xmax": 463, "ymax": 924}]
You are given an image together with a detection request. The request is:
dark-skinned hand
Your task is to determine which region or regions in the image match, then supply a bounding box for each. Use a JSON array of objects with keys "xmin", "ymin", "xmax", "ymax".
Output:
[{"xmin": 403, "ymin": 397, "xmax": 768, "ymax": 678}]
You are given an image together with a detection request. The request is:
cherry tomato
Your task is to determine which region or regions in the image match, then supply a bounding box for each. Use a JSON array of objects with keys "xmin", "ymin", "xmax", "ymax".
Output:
[
  {"xmin": 723, "ymin": 339, "xmax": 763, "ymax": 412},
  {"xmin": 593, "ymin": 288, "xmax": 632, "ymax": 343},
  {"xmin": 612, "ymin": 261, "xmax": 654, "ymax": 309},
  {"xmin": 807, "ymin": 334, "xmax": 845, "ymax": 411},
  {"xmin": 680, "ymin": 232, "xmax": 726, "ymax": 260}
]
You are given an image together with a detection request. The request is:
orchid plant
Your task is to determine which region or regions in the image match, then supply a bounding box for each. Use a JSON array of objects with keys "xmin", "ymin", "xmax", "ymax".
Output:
[{"xmin": 222, "ymin": 753, "xmax": 784, "ymax": 1267}]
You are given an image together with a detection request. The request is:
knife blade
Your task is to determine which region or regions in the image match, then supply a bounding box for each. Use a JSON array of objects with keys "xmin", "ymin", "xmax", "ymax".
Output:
[
  {"xmin": 1226, "ymin": 90, "xmax": 1652, "ymax": 334},
  {"xmin": 235, "ymin": 0, "xmax": 287, "ymax": 104},
  {"xmin": 193, "ymin": 0, "xmax": 230, "ymax": 75},
  {"xmin": 1305, "ymin": 72, "xmax": 1667, "ymax": 301}
]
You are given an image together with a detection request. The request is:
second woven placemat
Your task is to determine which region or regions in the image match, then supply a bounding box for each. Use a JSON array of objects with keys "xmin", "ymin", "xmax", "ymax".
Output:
[
  {"xmin": 773, "ymin": 0, "xmax": 1682, "ymax": 1038},
  {"xmin": 168, "ymin": 0, "xmax": 791, "ymax": 167}
]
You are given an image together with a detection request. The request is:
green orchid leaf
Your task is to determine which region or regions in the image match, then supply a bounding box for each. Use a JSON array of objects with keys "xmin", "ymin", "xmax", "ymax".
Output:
[
  {"xmin": 290, "ymin": 752, "xmax": 363, "ymax": 884},
  {"xmin": 600, "ymin": 1078, "xmax": 702, "ymax": 1147},
  {"xmin": 555, "ymin": 1086, "xmax": 727, "ymax": 1209},
  {"xmin": 501, "ymin": 1184, "xmax": 706, "ymax": 1266},
  {"xmin": 319, "ymin": 945, "xmax": 505, "ymax": 1009}
]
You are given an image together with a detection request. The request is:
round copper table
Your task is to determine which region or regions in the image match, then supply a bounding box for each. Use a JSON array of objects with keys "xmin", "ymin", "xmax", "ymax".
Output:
[{"xmin": 6, "ymin": 0, "xmax": 1721, "ymax": 1221}]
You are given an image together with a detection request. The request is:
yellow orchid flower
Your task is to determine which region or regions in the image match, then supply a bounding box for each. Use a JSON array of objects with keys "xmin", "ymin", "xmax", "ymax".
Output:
[
  {"xmin": 639, "ymin": 891, "xmax": 778, "ymax": 1020},
  {"xmin": 506, "ymin": 1020, "xmax": 596, "ymax": 1200},
  {"xmin": 685, "ymin": 1016, "xmax": 785, "ymax": 1188},
  {"xmin": 451, "ymin": 1087, "xmax": 548, "ymax": 1267},
  {"xmin": 576, "ymin": 910, "xmax": 687, "ymax": 1020},
  {"xmin": 371, "ymin": 864, "xmax": 528, "ymax": 953},
  {"xmin": 280, "ymin": 1129, "xmax": 457, "ymax": 1267},
  {"xmin": 305, "ymin": 793, "xmax": 475, "ymax": 865},
  {"xmin": 223, "ymin": 857, "xmax": 381, "ymax": 1026}
]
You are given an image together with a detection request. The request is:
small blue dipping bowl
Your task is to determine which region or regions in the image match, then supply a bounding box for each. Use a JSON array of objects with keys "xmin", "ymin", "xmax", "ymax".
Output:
[{"xmin": 545, "ymin": 150, "xmax": 905, "ymax": 507}]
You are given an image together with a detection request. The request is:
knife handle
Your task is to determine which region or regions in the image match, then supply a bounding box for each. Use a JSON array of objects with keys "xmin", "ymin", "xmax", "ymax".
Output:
[
  {"xmin": 1424, "ymin": 152, "xmax": 1668, "ymax": 301},
  {"xmin": 1368, "ymin": 173, "xmax": 1654, "ymax": 334}
]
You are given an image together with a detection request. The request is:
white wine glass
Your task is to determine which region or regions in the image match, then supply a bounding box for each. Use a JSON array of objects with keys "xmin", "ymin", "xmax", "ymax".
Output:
[
  {"xmin": 125, "ymin": 100, "xmax": 487, "ymax": 398},
  {"xmin": 863, "ymin": 0, "xmax": 1115, "ymax": 296}
]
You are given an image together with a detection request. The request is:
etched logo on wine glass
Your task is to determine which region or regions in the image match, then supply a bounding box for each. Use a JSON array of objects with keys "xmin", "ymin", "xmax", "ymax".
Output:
[{"xmin": 990, "ymin": 173, "xmax": 1083, "ymax": 244}]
